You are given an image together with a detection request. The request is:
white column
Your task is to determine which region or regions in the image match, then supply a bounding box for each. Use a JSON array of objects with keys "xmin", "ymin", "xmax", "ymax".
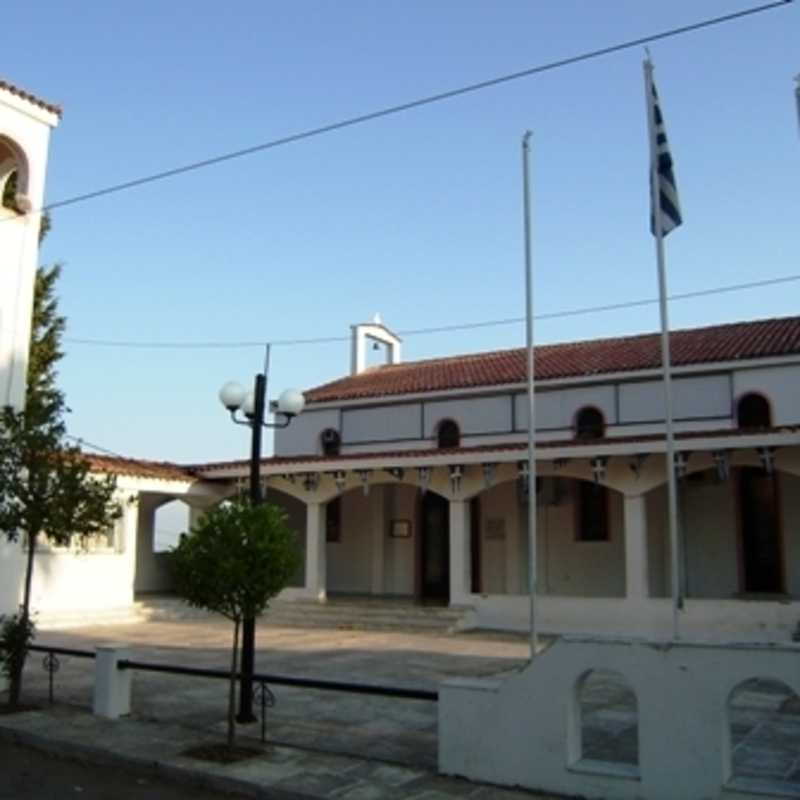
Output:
[
  {"xmin": 93, "ymin": 645, "xmax": 131, "ymax": 719},
  {"xmin": 370, "ymin": 486, "xmax": 386, "ymax": 595},
  {"xmin": 449, "ymin": 499, "xmax": 471, "ymax": 606},
  {"xmin": 624, "ymin": 493, "xmax": 650, "ymax": 600},
  {"xmin": 305, "ymin": 501, "xmax": 327, "ymax": 602}
]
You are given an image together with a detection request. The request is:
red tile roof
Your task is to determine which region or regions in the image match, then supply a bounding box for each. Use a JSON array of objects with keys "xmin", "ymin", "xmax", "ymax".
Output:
[
  {"xmin": 305, "ymin": 316, "xmax": 800, "ymax": 403},
  {"xmin": 86, "ymin": 454, "xmax": 194, "ymax": 481},
  {"xmin": 0, "ymin": 78, "xmax": 62, "ymax": 118}
]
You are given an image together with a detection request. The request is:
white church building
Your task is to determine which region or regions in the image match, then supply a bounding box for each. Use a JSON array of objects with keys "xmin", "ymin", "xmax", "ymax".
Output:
[{"xmin": 1, "ymin": 77, "xmax": 799, "ymax": 644}]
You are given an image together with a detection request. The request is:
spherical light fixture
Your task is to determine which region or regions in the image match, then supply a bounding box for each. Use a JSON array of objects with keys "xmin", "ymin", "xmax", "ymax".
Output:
[
  {"xmin": 219, "ymin": 381, "xmax": 246, "ymax": 411},
  {"xmin": 277, "ymin": 388, "xmax": 305, "ymax": 418}
]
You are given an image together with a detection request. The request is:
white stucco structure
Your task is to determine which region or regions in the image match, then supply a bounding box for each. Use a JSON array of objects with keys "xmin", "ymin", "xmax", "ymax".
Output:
[
  {"xmin": 0, "ymin": 459, "xmax": 226, "ymax": 624},
  {"xmin": 0, "ymin": 81, "xmax": 60, "ymax": 411},
  {"xmin": 440, "ymin": 636, "xmax": 800, "ymax": 799},
  {"xmin": 185, "ymin": 316, "xmax": 800, "ymax": 645}
]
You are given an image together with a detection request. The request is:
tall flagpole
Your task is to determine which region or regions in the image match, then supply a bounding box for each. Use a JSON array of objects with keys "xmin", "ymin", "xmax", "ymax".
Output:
[
  {"xmin": 522, "ymin": 130, "xmax": 538, "ymax": 658},
  {"xmin": 644, "ymin": 58, "xmax": 682, "ymax": 640},
  {"xmin": 794, "ymin": 74, "xmax": 800, "ymax": 137}
]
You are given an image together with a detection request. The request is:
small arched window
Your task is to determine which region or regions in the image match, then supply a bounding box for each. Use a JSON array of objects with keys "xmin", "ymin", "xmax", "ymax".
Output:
[
  {"xmin": 737, "ymin": 393, "xmax": 771, "ymax": 429},
  {"xmin": 575, "ymin": 407, "xmax": 605, "ymax": 440},
  {"xmin": 437, "ymin": 419, "xmax": 460, "ymax": 449},
  {"xmin": 320, "ymin": 428, "xmax": 341, "ymax": 457}
]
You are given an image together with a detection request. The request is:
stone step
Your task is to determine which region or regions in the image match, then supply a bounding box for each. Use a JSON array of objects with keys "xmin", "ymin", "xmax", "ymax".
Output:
[
  {"xmin": 36, "ymin": 605, "xmax": 148, "ymax": 631},
  {"xmin": 135, "ymin": 595, "xmax": 469, "ymax": 633}
]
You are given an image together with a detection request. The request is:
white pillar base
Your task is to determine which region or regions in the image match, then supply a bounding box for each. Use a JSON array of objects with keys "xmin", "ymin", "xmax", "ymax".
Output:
[{"xmin": 93, "ymin": 645, "xmax": 131, "ymax": 719}]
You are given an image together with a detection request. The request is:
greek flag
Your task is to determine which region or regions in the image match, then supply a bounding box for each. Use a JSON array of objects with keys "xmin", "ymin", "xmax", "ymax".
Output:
[{"xmin": 645, "ymin": 61, "xmax": 682, "ymax": 237}]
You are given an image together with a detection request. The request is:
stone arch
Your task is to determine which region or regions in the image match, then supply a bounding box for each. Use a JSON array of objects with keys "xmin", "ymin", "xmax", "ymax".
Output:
[
  {"xmin": 0, "ymin": 134, "xmax": 30, "ymax": 207},
  {"xmin": 466, "ymin": 472, "xmax": 626, "ymax": 598},
  {"xmin": 726, "ymin": 677, "xmax": 800, "ymax": 789},
  {"xmin": 573, "ymin": 668, "xmax": 639, "ymax": 771}
]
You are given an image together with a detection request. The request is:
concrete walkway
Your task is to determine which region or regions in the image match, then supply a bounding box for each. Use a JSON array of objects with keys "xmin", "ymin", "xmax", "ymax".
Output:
[
  {"xmin": 0, "ymin": 706, "xmax": 557, "ymax": 800},
  {"xmin": 1, "ymin": 618, "xmax": 560, "ymax": 799}
]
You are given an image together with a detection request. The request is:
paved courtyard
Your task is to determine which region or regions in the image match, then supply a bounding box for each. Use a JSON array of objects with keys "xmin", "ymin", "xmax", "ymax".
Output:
[
  {"xmin": 22, "ymin": 617, "xmax": 530, "ymax": 770},
  {"xmin": 16, "ymin": 615, "xmax": 800, "ymax": 794}
]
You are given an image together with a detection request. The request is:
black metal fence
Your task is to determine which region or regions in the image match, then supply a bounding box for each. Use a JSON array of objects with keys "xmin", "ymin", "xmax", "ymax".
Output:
[{"xmin": 7, "ymin": 644, "xmax": 437, "ymax": 744}]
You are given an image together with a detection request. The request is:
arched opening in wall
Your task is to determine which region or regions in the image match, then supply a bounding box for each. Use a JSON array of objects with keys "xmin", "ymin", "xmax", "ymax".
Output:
[
  {"xmin": 153, "ymin": 499, "xmax": 192, "ymax": 553},
  {"xmin": 0, "ymin": 136, "xmax": 29, "ymax": 212},
  {"xmin": 737, "ymin": 466, "xmax": 784, "ymax": 594},
  {"xmin": 436, "ymin": 419, "xmax": 460, "ymax": 449},
  {"xmin": 575, "ymin": 406, "xmax": 605, "ymax": 440},
  {"xmin": 737, "ymin": 393, "xmax": 772, "ymax": 429},
  {"xmin": 320, "ymin": 428, "xmax": 341, "ymax": 457},
  {"xmin": 575, "ymin": 669, "xmax": 639, "ymax": 774},
  {"xmin": 727, "ymin": 678, "xmax": 800, "ymax": 792}
]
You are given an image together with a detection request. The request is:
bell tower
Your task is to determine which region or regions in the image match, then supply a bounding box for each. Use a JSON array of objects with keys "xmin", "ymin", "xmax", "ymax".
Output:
[
  {"xmin": 0, "ymin": 80, "xmax": 60, "ymax": 410},
  {"xmin": 350, "ymin": 314, "xmax": 402, "ymax": 375}
]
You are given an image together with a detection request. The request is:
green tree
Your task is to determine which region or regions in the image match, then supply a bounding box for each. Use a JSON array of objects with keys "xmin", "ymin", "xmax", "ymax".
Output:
[
  {"xmin": 170, "ymin": 501, "xmax": 301, "ymax": 749},
  {"xmin": 0, "ymin": 263, "xmax": 120, "ymax": 707}
]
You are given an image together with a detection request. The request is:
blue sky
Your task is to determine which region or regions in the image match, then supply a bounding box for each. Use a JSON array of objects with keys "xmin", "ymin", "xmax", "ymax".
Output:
[{"xmin": 5, "ymin": 0, "xmax": 798, "ymax": 464}]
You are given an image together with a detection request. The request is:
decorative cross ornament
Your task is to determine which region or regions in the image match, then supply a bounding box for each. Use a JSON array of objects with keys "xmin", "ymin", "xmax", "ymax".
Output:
[
  {"xmin": 712, "ymin": 450, "xmax": 730, "ymax": 482},
  {"xmin": 590, "ymin": 456, "xmax": 608, "ymax": 484},
  {"xmin": 356, "ymin": 470, "xmax": 371, "ymax": 496},
  {"xmin": 449, "ymin": 465, "xmax": 463, "ymax": 495},
  {"xmin": 418, "ymin": 467, "xmax": 432, "ymax": 494},
  {"xmin": 758, "ymin": 446, "xmax": 776, "ymax": 475},
  {"xmin": 333, "ymin": 471, "xmax": 347, "ymax": 492}
]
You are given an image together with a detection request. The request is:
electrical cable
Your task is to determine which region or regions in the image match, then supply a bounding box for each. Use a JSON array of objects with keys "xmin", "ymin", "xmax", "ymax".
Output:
[
  {"xmin": 62, "ymin": 272, "xmax": 800, "ymax": 350},
  {"xmin": 8, "ymin": 0, "xmax": 792, "ymax": 219}
]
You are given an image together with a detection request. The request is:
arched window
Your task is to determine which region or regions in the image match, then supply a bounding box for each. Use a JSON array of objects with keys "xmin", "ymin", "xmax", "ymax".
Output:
[
  {"xmin": 575, "ymin": 407, "xmax": 605, "ymax": 440},
  {"xmin": 436, "ymin": 419, "xmax": 460, "ymax": 449},
  {"xmin": 575, "ymin": 669, "xmax": 639, "ymax": 771},
  {"xmin": 737, "ymin": 393, "xmax": 771, "ymax": 429},
  {"xmin": 320, "ymin": 428, "xmax": 341, "ymax": 457},
  {"xmin": 0, "ymin": 135, "xmax": 30, "ymax": 212}
]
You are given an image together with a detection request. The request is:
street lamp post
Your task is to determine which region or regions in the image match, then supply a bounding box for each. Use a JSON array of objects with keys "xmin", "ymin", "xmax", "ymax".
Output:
[{"xmin": 218, "ymin": 374, "xmax": 305, "ymax": 722}]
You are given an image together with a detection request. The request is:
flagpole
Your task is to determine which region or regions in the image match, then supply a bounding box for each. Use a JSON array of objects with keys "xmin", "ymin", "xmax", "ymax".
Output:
[
  {"xmin": 644, "ymin": 59, "xmax": 682, "ymax": 640},
  {"xmin": 794, "ymin": 74, "xmax": 800, "ymax": 137},
  {"xmin": 522, "ymin": 130, "xmax": 538, "ymax": 658}
]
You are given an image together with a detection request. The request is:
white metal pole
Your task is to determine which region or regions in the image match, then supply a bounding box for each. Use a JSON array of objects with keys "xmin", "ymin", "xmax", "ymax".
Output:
[
  {"xmin": 522, "ymin": 130, "xmax": 538, "ymax": 658},
  {"xmin": 644, "ymin": 59, "xmax": 682, "ymax": 640},
  {"xmin": 794, "ymin": 74, "xmax": 800, "ymax": 137}
]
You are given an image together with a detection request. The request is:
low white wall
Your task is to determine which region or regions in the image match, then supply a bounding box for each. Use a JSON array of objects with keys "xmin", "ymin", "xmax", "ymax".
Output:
[
  {"xmin": 0, "ymin": 539, "xmax": 25, "ymax": 614},
  {"xmin": 29, "ymin": 550, "xmax": 132, "ymax": 613},
  {"xmin": 464, "ymin": 594, "xmax": 800, "ymax": 641},
  {"xmin": 440, "ymin": 636, "xmax": 800, "ymax": 800}
]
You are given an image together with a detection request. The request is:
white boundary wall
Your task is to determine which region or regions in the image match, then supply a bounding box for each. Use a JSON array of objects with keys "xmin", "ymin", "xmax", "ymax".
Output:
[{"xmin": 440, "ymin": 636, "xmax": 800, "ymax": 800}]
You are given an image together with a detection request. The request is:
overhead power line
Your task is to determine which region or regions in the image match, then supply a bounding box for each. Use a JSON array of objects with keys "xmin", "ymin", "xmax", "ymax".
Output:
[
  {"xmin": 23, "ymin": 0, "xmax": 792, "ymax": 218},
  {"xmin": 63, "ymin": 272, "xmax": 800, "ymax": 350}
]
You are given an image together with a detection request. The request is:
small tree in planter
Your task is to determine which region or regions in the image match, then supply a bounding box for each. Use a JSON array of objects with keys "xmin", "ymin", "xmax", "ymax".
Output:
[{"xmin": 169, "ymin": 500, "xmax": 301, "ymax": 751}]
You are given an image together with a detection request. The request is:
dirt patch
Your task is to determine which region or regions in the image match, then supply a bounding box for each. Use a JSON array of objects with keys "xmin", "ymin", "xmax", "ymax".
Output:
[
  {"xmin": 0, "ymin": 704, "xmax": 42, "ymax": 715},
  {"xmin": 181, "ymin": 743, "xmax": 266, "ymax": 764}
]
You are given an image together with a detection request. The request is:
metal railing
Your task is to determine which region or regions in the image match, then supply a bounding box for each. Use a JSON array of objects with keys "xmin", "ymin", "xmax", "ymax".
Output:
[
  {"xmin": 117, "ymin": 657, "xmax": 438, "ymax": 743},
  {"xmin": 28, "ymin": 644, "xmax": 95, "ymax": 705},
  {"xmin": 4, "ymin": 643, "xmax": 437, "ymax": 744}
]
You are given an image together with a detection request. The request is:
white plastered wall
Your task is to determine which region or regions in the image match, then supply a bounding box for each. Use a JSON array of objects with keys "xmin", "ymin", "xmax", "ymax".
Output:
[
  {"xmin": 440, "ymin": 636, "xmax": 800, "ymax": 800},
  {"xmin": 325, "ymin": 483, "xmax": 418, "ymax": 596},
  {"xmin": 0, "ymin": 90, "xmax": 58, "ymax": 411}
]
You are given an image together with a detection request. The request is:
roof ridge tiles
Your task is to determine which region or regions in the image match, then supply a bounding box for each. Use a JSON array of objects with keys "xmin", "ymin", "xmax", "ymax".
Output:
[
  {"xmin": 0, "ymin": 78, "xmax": 63, "ymax": 117},
  {"xmin": 305, "ymin": 314, "xmax": 800, "ymax": 403}
]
